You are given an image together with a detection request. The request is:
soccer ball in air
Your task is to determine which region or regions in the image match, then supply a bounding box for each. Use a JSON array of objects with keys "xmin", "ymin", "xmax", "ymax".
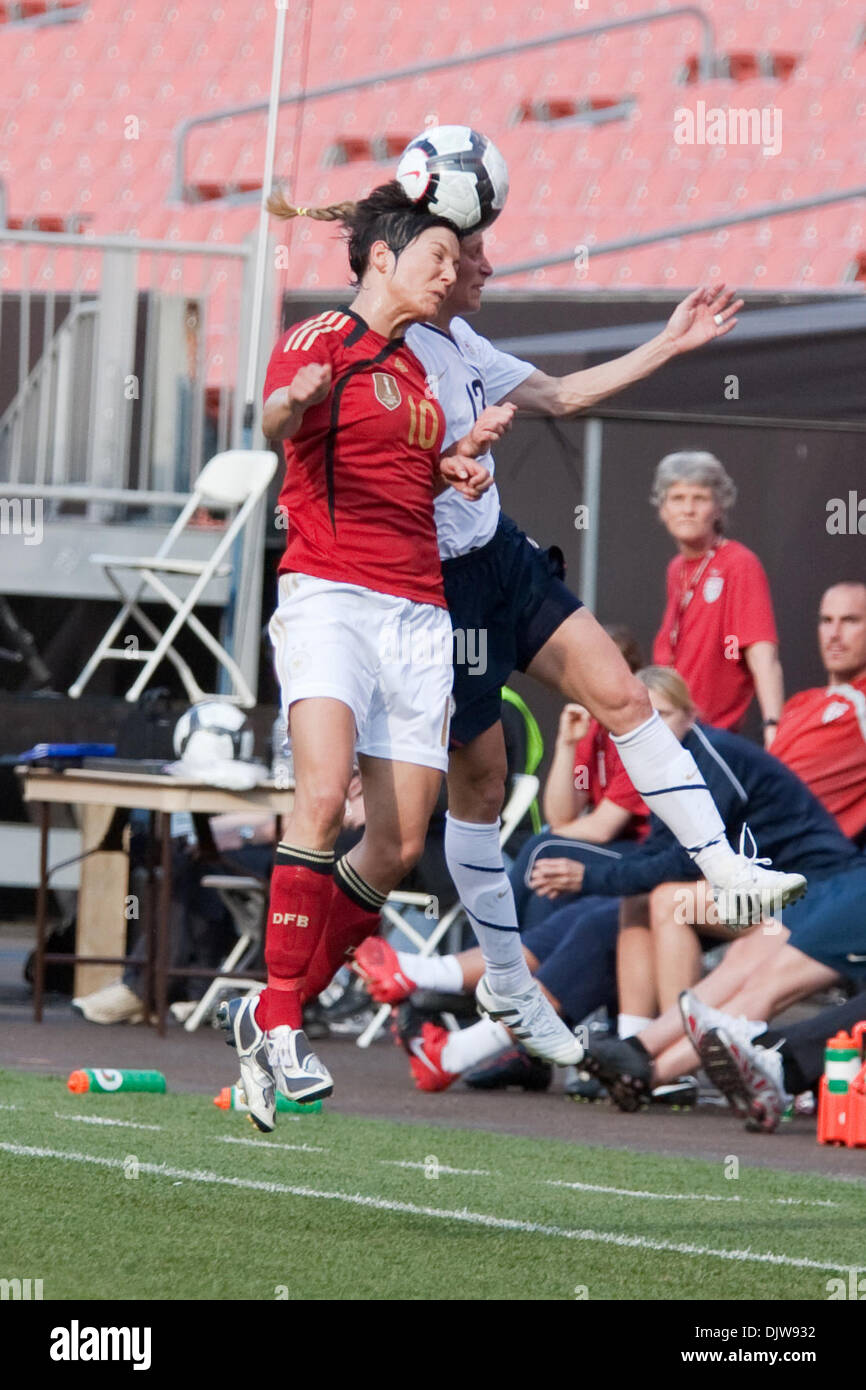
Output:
[
  {"xmin": 173, "ymin": 701, "xmax": 254, "ymax": 768},
  {"xmin": 396, "ymin": 125, "xmax": 509, "ymax": 232}
]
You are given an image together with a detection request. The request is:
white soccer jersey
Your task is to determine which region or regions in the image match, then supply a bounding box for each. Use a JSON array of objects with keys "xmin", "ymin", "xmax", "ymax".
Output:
[{"xmin": 406, "ymin": 317, "xmax": 534, "ymax": 560}]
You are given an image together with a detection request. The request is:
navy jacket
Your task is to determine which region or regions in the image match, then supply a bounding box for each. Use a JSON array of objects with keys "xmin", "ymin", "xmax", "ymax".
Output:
[{"xmin": 580, "ymin": 723, "xmax": 862, "ymax": 898}]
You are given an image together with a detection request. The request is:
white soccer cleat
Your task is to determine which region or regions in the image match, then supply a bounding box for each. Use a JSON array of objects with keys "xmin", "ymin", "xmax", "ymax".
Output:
[
  {"xmin": 705, "ymin": 827, "xmax": 806, "ymax": 927},
  {"xmin": 679, "ymin": 989, "xmax": 765, "ymax": 1059},
  {"xmin": 698, "ymin": 1026, "xmax": 792, "ymax": 1133},
  {"xmin": 71, "ymin": 980, "xmax": 146, "ymax": 1025},
  {"xmin": 267, "ymin": 1026, "xmax": 334, "ymax": 1105},
  {"xmin": 476, "ymin": 974, "xmax": 585, "ymax": 1066},
  {"xmin": 218, "ymin": 995, "xmax": 276, "ymax": 1133}
]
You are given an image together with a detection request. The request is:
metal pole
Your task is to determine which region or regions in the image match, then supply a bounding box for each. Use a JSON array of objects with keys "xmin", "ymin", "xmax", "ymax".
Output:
[
  {"xmin": 579, "ymin": 417, "xmax": 603, "ymax": 613},
  {"xmin": 243, "ymin": 0, "xmax": 288, "ymax": 437}
]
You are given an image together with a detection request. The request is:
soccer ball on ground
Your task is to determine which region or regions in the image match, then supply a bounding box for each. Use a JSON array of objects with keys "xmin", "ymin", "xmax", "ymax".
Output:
[
  {"xmin": 396, "ymin": 125, "xmax": 509, "ymax": 232},
  {"xmin": 173, "ymin": 701, "xmax": 254, "ymax": 767}
]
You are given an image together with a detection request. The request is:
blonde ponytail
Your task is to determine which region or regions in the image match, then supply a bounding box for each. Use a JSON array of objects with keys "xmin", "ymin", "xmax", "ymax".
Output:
[{"xmin": 266, "ymin": 189, "xmax": 357, "ymax": 222}]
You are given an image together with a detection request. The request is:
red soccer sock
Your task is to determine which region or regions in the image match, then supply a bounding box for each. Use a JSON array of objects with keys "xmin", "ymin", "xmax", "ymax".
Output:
[
  {"xmin": 301, "ymin": 856, "xmax": 387, "ymax": 1004},
  {"xmin": 256, "ymin": 843, "xmax": 335, "ymax": 1031}
]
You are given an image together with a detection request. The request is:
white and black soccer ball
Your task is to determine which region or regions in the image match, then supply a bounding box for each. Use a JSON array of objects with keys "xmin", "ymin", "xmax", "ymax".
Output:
[
  {"xmin": 396, "ymin": 125, "xmax": 509, "ymax": 232},
  {"xmin": 173, "ymin": 701, "xmax": 254, "ymax": 767}
]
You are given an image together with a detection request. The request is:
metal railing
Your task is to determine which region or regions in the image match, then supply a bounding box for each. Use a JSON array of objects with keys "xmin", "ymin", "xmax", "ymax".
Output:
[
  {"xmin": 0, "ymin": 228, "xmax": 257, "ymax": 510},
  {"xmin": 171, "ymin": 7, "xmax": 716, "ymax": 200},
  {"xmin": 494, "ymin": 185, "xmax": 866, "ymax": 280}
]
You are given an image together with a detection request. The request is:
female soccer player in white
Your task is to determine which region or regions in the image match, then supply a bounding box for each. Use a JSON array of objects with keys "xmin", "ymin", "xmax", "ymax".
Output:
[
  {"xmin": 362, "ymin": 231, "xmax": 805, "ymax": 1071},
  {"xmin": 221, "ymin": 187, "xmax": 514, "ymax": 1130}
]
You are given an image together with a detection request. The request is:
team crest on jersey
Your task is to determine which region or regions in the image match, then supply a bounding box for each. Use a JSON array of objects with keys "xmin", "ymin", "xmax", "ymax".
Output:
[
  {"xmin": 822, "ymin": 700, "xmax": 849, "ymax": 724},
  {"xmin": 373, "ymin": 373, "xmax": 402, "ymax": 410},
  {"xmin": 703, "ymin": 575, "xmax": 724, "ymax": 603}
]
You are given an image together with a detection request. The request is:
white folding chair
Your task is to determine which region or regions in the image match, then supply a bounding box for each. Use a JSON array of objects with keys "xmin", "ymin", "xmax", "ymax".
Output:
[
  {"xmin": 68, "ymin": 449, "xmax": 277, "ymax": 707},
  {"xmin": 356, "ymin": 772, "xmax": 540, "ymax": 1048},
  {"xmin": 182, "ymin": 873, "xmax": 267, "ymax": 1032}
]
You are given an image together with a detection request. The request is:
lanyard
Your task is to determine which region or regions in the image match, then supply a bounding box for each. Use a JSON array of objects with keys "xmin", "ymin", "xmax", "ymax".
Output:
[{"xmin": 669, "ymin": 541, "xmax": 725, "ymax": 652}]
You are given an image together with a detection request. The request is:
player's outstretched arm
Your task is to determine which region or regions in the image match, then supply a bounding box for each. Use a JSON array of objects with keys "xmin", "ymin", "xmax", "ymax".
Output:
[
  {"xmin": 505, "ymin": 284, "xmax": 743, "ymax": 418},
  {"xmin": 439, "ymin": 402, "xmax": 515, "ymax": 499},
  {"xmin": 262, "ymin": 362, "xmax": 332, "ymax": 440}
]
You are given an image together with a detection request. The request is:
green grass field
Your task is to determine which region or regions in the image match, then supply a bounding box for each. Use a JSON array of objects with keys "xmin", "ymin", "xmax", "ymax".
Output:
[{"xmin": 1, "ymin": 1067, "xmax": 863, "ymax": 1301}]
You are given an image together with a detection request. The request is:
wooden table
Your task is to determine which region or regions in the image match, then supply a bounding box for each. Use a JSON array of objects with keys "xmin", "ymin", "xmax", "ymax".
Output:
[{"xmin": 18, "ymin": 766, "xmax": 292, "ymax": 1035}]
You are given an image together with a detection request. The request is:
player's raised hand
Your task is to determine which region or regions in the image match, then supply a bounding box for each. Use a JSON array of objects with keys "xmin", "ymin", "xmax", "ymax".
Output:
[
  {"xmin": 439, "ymin": 453, "xmax": 494, "ymax": 500},
  {"xmin": 664, "ymin": 283, "xmax": 743, "ymax": 353},
  {"xmin": 290, "ymin": 362, "xmax": 332, "ymax": 408},
  {"xmin": 462, "ymin": 402, "xmax": 516, "ymax": 458}
]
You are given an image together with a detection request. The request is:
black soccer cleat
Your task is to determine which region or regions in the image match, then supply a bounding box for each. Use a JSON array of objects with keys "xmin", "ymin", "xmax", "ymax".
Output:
[
  {"xmin": 582, "ymin": 1034, "xmax": 654, "ymax": 1113},
  {"xmin": 463, "ymin": 1045, "xmax": 552, "ymax": 1092}
]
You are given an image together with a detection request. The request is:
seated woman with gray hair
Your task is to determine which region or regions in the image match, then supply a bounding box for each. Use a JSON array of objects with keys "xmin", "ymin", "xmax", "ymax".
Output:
[{"xmin": 651, "ymin": 450, "xmax": 784, "ymax": 746}]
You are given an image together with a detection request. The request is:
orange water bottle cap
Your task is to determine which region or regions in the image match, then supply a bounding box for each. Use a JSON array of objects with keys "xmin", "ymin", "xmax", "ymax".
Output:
[
  {"xmin": 213, "ymin": 1087, "xmax": 231, "ymax": 1109},
  {"xmin": 67, "ymin": 1070, "xmax": 90, "ymax": 1093}
]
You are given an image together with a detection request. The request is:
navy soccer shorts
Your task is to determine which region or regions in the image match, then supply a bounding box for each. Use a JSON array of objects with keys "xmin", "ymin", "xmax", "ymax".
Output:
[{"xmin": 441, "ymin": 513, "xmax": 582, "ymax": 747}]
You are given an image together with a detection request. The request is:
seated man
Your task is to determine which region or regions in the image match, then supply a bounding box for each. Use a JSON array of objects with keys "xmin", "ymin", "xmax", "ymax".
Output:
[{"xmin": 356, "ymin": 664, "xmax": 832, "ymax": 1093}]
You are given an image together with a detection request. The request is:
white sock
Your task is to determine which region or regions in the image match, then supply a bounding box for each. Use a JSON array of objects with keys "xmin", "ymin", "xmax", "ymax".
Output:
[
  {"xmin": 618, "ymin": 1013, "xmax": 653, "ymax": 1038},
  {"xmin": 611, "ymin": 712, "xmax": 734, "ymax": 863},
  {"xmin": 396, "ymin": 951, "xmax": 464, "ymax": 994},
  {"xmin": 445, "ymin": 813, "xmax": 533, "ymax": 996},
  {"xmin": 441, "ymin": 1016, "xmax": 510, "ymax": 1074}
]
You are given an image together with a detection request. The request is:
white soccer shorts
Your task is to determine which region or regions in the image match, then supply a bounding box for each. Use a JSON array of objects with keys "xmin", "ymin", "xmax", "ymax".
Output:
[{"xmin": 269, "ymin": 572, "xmax": 454, "ymax": 772}]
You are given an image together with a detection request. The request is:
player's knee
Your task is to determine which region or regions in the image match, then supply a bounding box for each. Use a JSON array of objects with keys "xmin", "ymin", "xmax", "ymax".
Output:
[
  {"xmin": 292, "ymin": 783, "xmax": 346, "ymax": 841},
  {"xmin": 600, "ymin": 676, "xmax": 653, "ymax": 738},
  {"xmin": 448, "ymin": 765, "xmax": 506, "ymax": 823}
]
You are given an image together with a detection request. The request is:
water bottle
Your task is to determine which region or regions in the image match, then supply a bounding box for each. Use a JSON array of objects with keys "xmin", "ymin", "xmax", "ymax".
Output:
[
  {"xmin": 68, "ymin": 1068, "xmax": 167, "ymax": 1094},
  {"xmin": 213, "ymin": 1084, "xmax": 321, "ymax": 1115},
  {"xmin": 271, "ymin": 712, "xmax": 293, "ymax": 789}
]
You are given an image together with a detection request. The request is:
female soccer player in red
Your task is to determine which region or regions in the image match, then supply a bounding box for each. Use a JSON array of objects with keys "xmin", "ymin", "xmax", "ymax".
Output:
[{"xmin": 220, "ymin": 184, "xmax": 513, "ymax": 1130}]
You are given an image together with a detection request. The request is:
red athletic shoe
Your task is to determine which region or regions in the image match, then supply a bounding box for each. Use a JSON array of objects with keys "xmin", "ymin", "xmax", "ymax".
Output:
[
  {"xmin": 406, "ymin": 1021, "xmax": 459, "ymax": 1093},
  {"xmin": 352, "ymin": 937, "xmax": 416, "ymax": 1004}
]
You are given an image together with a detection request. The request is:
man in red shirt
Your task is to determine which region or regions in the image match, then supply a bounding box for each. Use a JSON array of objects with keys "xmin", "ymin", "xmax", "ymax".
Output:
[
  {"xmin": 651, "ymin": 452, "xmax": 783, "ymax": 743},
  {"xmin": 772, "ymin": 580, "xmax": 866, "ymax": 843}
]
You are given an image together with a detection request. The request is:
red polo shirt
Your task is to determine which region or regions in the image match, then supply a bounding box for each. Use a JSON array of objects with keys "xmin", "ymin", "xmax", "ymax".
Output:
[
  {"xmin": 653, "ymin": 539, "xmax": 778, "ymax": 730},
  {"xmin": 772, "ymin": 675, "xmax": 866, "ymax": 840}
]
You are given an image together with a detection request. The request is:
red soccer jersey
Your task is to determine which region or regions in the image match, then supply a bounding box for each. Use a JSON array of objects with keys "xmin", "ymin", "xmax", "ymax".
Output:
[
  {"xmin": 264, "ymin": 308, "xmax": 446, "ymax": 608},
  {"xmin": 772, "ymin": 675, "xmax": 866, "ymax": 840},
  {"xmin": 652, "ymin": 538, "xmax": 778, "ymax": 730},
  {"xmin": 574, "ymin": 721, "xmax": 650, "ymax": 840}
]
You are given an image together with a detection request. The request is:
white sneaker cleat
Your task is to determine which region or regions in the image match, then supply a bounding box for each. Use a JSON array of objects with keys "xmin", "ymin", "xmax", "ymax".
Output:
[
  {"xmin": 71, "ymin": 981, "xmax": 146, "ymax": 1025},
  {"xmin": 698, "ymin": 1026, "xmax": 792, "ymax": 1133},
  {"xmin": 679, "ymin": 990, "xmax": 765, "ymax": 1059},
  {"xmin": 267, "ymin": 1027, "xmax": 334, "ymax": 1105},
  {"xmin": 476, "ymin": 974, "xmax": 585, "ymax": 1066},
  {"xmin": 704, "ymin": 827, "xmax": 807, "ymax": 927},
  {"xmin": 218, "ymin": 995, "xmax": 276, "ymax": 1133}
]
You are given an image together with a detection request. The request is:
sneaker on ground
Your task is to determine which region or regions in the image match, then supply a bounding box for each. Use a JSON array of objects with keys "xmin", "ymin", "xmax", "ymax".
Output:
[
  {"xmin": 678, "ymin": 989, "xmax": 765, "ymax": 1058},
  {"xmin": 218, "ymin": 994, "xmax": 276, "ymax": 1133},
  {"xmin": 475, "ymin": 975, "xmax": 585, "ymax": 1066},
  {"xmin": 71, "ymin": 980, "xmax": 145, "ymax": 1025},
  {"xmin": 582, "ymin": 1034, "xmax": 653, "ymax": 1112},
  {"xmin": 352, "ymin": 937, "xmax": 417, "ymax": 1003},
  {"xmin": 404, "ymin": 1020, "xmax": 460, "ymax": 1093},
  {"xmin": 464, "ymin": 1045, "xmax": 552, "ymax": 1092},
  {"xmin": 267, "ymin": 1027, "xmax": 334, "ymax": 1105},
  {"xmin": 705, "ymin": 830, "xmax": 807, "ymax": 927},
  {"xmin": 699, "ymin": 1026, "xmax": 791, "ymax": 1133},
  {"xmin": 650, "ymin": 1076, "xmax": 699, "ymax": 1108}
]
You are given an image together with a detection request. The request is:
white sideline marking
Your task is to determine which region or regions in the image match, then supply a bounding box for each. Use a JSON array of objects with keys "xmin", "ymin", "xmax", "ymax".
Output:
[
  {"xmin": 1, "ymin": 1142, "xmax": 860, "ymax": 1275},
  {"xmin": 546, "ymin": 1178, "xmax": 838, "ymax": 1209},
  {"xmin": 379, "ymin": 1160, "xmax": 492, "ymax": 1177},
  {"xmin": 214, "ymin": 1136, "xmax": 325, "ymax": 1154},
  {"xmin": 54, "ymin": 1112, "xmax": 162, "ymax": 1132},
  {"xmin": 0, "ymin": 1104, "xmax": 17, "ymax": 1111}
]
